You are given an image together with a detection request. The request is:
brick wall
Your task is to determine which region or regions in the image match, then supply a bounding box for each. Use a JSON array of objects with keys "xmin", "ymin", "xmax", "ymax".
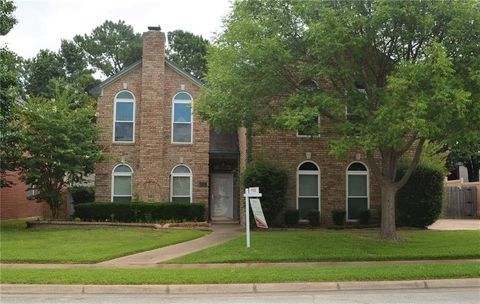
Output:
[
  {"xmin": 94, "ymin": 28, "xmax": 209, "ymax": 207},
  {"xmin": 249, "ymin": 118, "xmax": 382, "ymax": 225},
  {"xmin": 0, "ymin": 171, "xmax": 50, "ymax": 219}
]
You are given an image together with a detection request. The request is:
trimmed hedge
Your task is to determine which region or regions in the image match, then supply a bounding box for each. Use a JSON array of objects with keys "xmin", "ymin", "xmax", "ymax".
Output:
[
  {"xmin": 358, "ymin": 209, "xmax": 371, "ymax": 225},
  {"xmin": 307, "ymin": 210, "xmax": 321, "ymax": 226},
  {"xmin": 74, "ymin": 202, "xmax": 206, "ymax": 223},
  {"xmin": 70, "ymin": 186, "xmax": 94, "ymax": 205},
  {"xmin": 284, "ymin": 209, "xmax": 300, "ymax": 227},
  {"xmin": 242, "ymin": 160, "xmax": 289, "ymax": 225},
  {"xmin": 396, "ymin": 164, "xmax": 444, "ymax": 228},
  {"xmin": 332, "ymin": 209, "xmax": 346, "ymax": 226}
]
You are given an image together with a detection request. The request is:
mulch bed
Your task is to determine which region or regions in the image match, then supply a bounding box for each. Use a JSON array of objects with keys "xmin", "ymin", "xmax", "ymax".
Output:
[{"xmin": 26, "ymin": 220, "xmax": 212, "ymax": 231}]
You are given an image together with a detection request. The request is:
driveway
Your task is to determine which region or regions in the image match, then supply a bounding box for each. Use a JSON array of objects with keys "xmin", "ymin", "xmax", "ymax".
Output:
[{"xmin": 428, "ymin": 219, "xmax": 480, "ymax": 230}]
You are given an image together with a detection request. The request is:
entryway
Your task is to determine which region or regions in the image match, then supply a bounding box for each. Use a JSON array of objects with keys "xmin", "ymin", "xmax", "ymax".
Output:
[{"xmin": 211, "ymin": 173, "xmax": 234, "ymax": 221}]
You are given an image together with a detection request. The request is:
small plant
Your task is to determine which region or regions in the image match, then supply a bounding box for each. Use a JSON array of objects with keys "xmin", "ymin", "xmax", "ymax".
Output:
[
  {"xmin": 284, "ymin": 209, "xmax": 299, "ymax": 227},
  {"xmin": 358, "ymin": 209, "xmax": 371, "ymax": 225},
  {"xmin": 331, "ymin": 209, "xmax": 346, "ymax": 226},
  {"xmin": 307, "ymin": 210, "xmax": 320, "ymax": 226}
]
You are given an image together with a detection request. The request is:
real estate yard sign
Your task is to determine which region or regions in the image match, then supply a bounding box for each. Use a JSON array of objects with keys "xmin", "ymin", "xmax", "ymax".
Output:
[{"xmin": 244, "ymin": 187, "xmax": 268, "ymax": 248}]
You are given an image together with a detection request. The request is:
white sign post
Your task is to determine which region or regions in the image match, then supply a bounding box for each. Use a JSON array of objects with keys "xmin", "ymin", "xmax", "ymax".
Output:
[{"xmin": 244, "ymin": 187, "xmax": 265, "ymax": 248}]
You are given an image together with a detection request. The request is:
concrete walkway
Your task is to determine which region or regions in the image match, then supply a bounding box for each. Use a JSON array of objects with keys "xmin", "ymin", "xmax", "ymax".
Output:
[
  {"xmin": 428, "ymin": 219, "xmax": 480, "ymax": 230},
  {"xmin": 96, "ymin": 224, "xmax": 243, "ymax": 267},
  {"xmin": 1, "ymin": 258, "xmax": 479, "ymax": 269}
]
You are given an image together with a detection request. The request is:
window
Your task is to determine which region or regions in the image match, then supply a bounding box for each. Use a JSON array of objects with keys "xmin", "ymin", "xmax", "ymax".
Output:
[
  {"xmin": 172, "ymin": 92, "xmax": 193, "ymax": 143},
  {"xmin": 346, "ymin": 162, "xmax": 369, "ymax": 220},
  {"xmin": 114, "ymin": 91, "xmax": 135, "ymax": 142},
  {"xmin": 171, "ymin": 165, "xmax": 192, "ymax": 203},
  {"xmin": 112, "ymin": 164, "xmax": 133, "ymax": 202},
  {"xmin": 297, "ymin": 161, "xmax": 320, "ymax": 219}
]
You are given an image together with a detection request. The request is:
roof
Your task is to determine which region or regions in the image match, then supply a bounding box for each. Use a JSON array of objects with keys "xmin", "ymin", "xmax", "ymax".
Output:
[{"xmin": 89, "ymin": 58, "xmax": 204, "ymax": 97}]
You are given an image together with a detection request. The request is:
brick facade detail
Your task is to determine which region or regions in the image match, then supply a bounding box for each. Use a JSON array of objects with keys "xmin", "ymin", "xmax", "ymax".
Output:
[{"xmin": 94, "ymin": 29, "xmax": 209, "ymax": 206}]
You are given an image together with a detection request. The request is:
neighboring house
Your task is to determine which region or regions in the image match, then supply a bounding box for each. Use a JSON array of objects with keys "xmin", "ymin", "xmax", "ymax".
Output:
[
  {"xmin": 92, "ymin": 26, "xmax": 381, "ymax": 225},
  {"xmin": 0, "ymin": 171, "xmax": 50, "ymax": 220}
]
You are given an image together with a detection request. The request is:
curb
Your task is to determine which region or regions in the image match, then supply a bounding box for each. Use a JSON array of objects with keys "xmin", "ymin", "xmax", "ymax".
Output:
[{"xmin": 1, "ymin": 278, "xmax": 478, "ymax": 295}]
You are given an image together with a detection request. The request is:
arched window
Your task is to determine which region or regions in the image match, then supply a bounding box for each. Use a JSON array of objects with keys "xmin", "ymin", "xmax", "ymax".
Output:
[
  {"xmin": 346, "ymin": 162, "xmax": 369, "ymax": 220},
  {"xmin": 114, "ymin": 91, "xmax": 135, "ymax": 142},
  {"xmin": 297, "ymin": 161, "xmax": 320, "ymax": 219},
  {"xmin": 172, "ymin": 92, "xmax": 193, "ymax": 143},
  {"xmin": 297, "ymin": 80, "xmax": 320, "ymax": 137},
  {"xmin": 112, "ymin": 164, "xmax": 133, "ymax": 202},
  {"xmin": 171, "ymin": 165, "xmax": 192, "ymax": 203}
]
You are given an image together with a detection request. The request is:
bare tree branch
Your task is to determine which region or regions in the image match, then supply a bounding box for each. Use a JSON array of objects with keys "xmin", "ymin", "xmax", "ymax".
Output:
[{"xmin": 394, "ymin": 138, "xmax": 426, "ymax": 190}]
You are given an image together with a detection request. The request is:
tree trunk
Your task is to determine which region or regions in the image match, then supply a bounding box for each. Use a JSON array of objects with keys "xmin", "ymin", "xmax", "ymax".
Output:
[
  {"xmin": 464, "ymin": 159, "xmax": 479, "ymax": 182},
  {"xmin": 380, "ymin": 182, "xmax": 398, "ymax": 240},
  {"xmin": 49, "ymin": 199, "xmax": 59, "ymax": 219}
]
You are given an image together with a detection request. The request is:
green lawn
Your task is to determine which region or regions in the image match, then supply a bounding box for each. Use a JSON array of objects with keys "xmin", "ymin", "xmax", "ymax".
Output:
[
  {"xmin": 1, "ymin": 262, "xmax": 478, "ymax": 284},
  {"xmin": 169, "ymin": 230, "xmax": 480, "ymax": 263},
  {"xmin": 0, "ymin": 220, "xmax": 207, "ymax": 263}
]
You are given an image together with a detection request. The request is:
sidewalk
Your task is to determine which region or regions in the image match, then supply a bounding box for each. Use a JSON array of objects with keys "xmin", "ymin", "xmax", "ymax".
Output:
[
  {"xmin": 428, "ymin": 219, "xmax": 480, "ymax": 230},
  {"xmin": 1, "ymin": 258, "xmax": 479, "ymax": 269},
  {"xmin": 96, "ymin": 223, "xmax": 243, "ymax": 267},
  {"xmin": 1, "ymin": 278, "xmax": 478, "ymax": 295}
]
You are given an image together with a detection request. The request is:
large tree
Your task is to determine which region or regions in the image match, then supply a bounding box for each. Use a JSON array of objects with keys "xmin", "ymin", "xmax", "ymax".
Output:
[
  {"xmin": 167, "ymin": 30, "xmax": 210, "ymax": 79},
  {"xmin": 74, "ymin": 20, "xmax": 142, "ymax": 77},
  {"xmin": 18, "ymin": 84, "xmax": 102, "ymax": 218},
  {"xmin": 198, "ymin": 0, "xmax": 479, "ymax": 240},
  {"xmin": 23, "ymin": 49, "xmax": 65, "ymax": 98},
  {"xmin": 0, "ymin": 0, "xmax": 21, "ymax": 187}
]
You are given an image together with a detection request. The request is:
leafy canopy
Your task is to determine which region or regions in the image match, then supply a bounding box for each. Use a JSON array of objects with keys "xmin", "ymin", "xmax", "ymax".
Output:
[
  {"xmin": 18, "ymin": 84, "xmax": 102, "ymax": 217},
  {"xmin": 167, "ymin": 30, "xmax": 210, "ymax": 79},
  {"xmin": 74, "ymin": 20, "xmax": 142, "ymax": 77}
]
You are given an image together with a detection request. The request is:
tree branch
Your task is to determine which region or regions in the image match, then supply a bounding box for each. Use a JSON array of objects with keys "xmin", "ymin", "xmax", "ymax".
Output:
[
  {"xmin": 397, "ymin": 131, "xmax": 418, "ymax": 157},
  {"xmin": 394, "ymin": 137, "xmax": 426, "ymax": 191}
]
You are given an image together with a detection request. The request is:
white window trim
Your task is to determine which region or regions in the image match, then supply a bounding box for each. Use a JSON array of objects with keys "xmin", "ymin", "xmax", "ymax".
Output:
[
  {"xmin": 296, "ymin": 161, "xmax": 321, "ymax": 218},
  {"xmin": 113, "ymin": 90, "xmax": 136, "ymax": 143},
  {"xmin": 345, "ymin": 161, "xmax": 370, "ymax": 221},
  {"xmin": 296, "ymin": 115, "xmax": 321, "ymax": 138},
  {"xmin": 111, "ymin": 164, "xmax": 133, "ymax": 202},
  {"xmin": 171, "ymin": 92, "xmax": 194, "ymax": 144},
  {"xmin": 170, "ymin": 164, "xmax": 193, "ymax": 203}
]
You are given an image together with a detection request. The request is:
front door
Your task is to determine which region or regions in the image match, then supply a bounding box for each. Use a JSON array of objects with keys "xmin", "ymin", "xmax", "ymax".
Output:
[{"xmin": 211, "ymin": 173, "xmax": 234, "ymax": 220}]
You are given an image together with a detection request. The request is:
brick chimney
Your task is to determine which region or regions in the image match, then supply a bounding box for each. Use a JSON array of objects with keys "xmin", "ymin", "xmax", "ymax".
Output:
[{"xmin": 137, "ymin": 26, "xmax": 166, "ymax": 201}]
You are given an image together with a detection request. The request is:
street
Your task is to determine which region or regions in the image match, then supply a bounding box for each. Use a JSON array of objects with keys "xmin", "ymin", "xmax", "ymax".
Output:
[{"xmin": 1, "ymin": 287, "xmax": 479, "ymax": 304}]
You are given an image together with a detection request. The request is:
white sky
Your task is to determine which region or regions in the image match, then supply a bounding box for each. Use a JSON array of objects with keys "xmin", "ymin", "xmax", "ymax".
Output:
[{"xmin": 1, "ymin": 0, "xmax": 232, "ymax": 59}]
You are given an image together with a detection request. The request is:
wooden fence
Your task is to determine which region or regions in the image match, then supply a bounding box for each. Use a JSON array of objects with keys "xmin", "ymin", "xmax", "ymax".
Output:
[{"xmin": 444, "ymin": 179, "xmax": 480, "ymax": 219}]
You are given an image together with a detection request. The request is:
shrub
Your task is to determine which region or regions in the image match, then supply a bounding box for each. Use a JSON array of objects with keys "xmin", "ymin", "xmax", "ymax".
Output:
[
  {"xmin": 307, "ymin": 210, "xmax": 320, "ymax": 226},
  {"xmin": 358, "ymin": 209, "xmax": 371, "ymax": 225},
  {"xmin": 74, "ymin": 202, "xmax": 206, "ymax": 223},
  {"xmin": 396, "ymin": 164, "xmax": 444, "ymax": 227},
  {"xmin": 70, "ymin": 186, "xmax": 94, "ymax": 205},
  {"xmin": 242, "ymin": 160, "xmax": 288, "ymax": 224},
  {"xmin": 284, "ymin": 209, "xmax": 299, "ymax": 227},
  {"xmin": 331, "ymin": 209, "xmax": 346, "ymax": 226}
]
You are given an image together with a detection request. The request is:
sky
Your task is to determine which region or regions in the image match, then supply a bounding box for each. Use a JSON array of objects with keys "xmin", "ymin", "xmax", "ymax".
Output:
[{"xmin": 2, "ymin": 0, "xmax": 232, "ymax": 59}]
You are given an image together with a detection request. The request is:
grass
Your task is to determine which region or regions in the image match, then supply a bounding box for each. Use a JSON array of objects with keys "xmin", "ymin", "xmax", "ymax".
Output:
[
  {"xmin": 0, "ymin": 220, "xmax": 208, "ymax": 263},
  {"xmin": 1, "ymin": 262, "xmax": 478, "ymax": 284},
  {"xmin": 168, "ymin": 230, "xmax": 480, "ymax": 263}
]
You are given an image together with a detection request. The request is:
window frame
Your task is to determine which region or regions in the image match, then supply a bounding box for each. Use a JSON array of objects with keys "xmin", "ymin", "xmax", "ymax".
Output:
[
  {"xmin": 345, "ymin": 161, "xmax": 370, "ymax": 221},
  {"xmin": 111, "ymin": 164, "xmax": 133, "ymax": 202},
  {"xmin": 170, "ymin": 164, "xmax": 193, "ymax": 203},
  {"xmin": 296, "ymin": 161, "xmax": 321, "ymax": 219},
  {"xmin": 113, "ymin": 90, "xmax": 136, "ymax": 143},
  {"xmin": 171, "ymin": 92, "xmax": 193, "ymax": 144}
]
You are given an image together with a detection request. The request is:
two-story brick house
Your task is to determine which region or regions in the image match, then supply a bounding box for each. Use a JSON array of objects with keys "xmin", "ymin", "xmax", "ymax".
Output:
[{"xmin": 93, "ymin": 26, "xmax": 380, "ymax": 225}]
